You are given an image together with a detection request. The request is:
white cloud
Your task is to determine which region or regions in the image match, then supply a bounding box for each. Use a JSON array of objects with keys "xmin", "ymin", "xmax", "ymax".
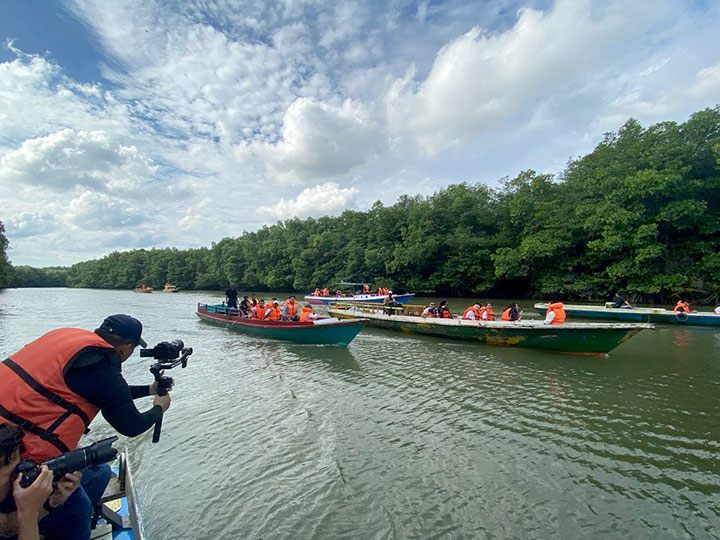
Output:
[
  {"xmin": 64, "ymin": 191, "xmax": 146, "ymax": 230},
  {"xmin": 264, "ymin": 182, "xmax": 360, "ymax": 220},
  {"xmin": 240, "ymin": 97, "xmax": 382, "ymax": 183},
  {"xmin": 0, "ymin": 129, "xmax": 157, "ymax": 193},
  {"xmin": 689, "ymin": 62, "xmax": 720, "ymax": 98}
]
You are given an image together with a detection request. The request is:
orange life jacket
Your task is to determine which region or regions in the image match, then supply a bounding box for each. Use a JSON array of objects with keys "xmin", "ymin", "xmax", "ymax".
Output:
[
  {"xmin": 0, "ymin": 329, "xmax": 114, "ymax": 461},
  {"xmin": 264, "ymin": 306, "xmax": 280, "ymax": 320},
  {"xmin": 285, "ymin": 300, "xmax": 298, "ymax": 318},
  {"xmin": 313, "ymin": 289, "xmax": 320, "ymax": 296},
  {"xmin": 673, "ymin": 301, "xmax": 690, "ymax": 313},
  {"xmin": 479, "ymin": 306, "xmax": 495, "ymax": 321},
  {"xmin": 299, "ymin": 307, "xmax": 314, "ymax": 322},
  {"xmin": 363, "ymin": 284, "xmax": 370, "ymax": 293},
  {"xmin": 501, "ymin": 308, "xmax": 513, "ymax": 321},
  {"xmin": 321, "ymin": 288, "xmax": 330, "ymax": 297},
  {"xmin": 252, "ymin": 305, "xmax": 265, "ymax": 319},
  {"xmin": 547, "ymin": 302, "xmax": 566, "ymax": 325},
  {"xmin": 440, "ymin": 307, "xmax": 453, "ymax": 319},
  {"xmin": 462, "ymin": 307, "xmax": 481, "ymax": 320}
]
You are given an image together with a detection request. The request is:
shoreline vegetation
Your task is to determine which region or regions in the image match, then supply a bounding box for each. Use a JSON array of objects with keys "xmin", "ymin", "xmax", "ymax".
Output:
[{"xmin": 2, "ymin": 108, "xmax": 719, "ymax": 303}]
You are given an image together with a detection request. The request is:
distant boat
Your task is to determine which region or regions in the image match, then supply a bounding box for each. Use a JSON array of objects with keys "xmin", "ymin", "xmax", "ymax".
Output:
[
  {"xmin": 163, "ymin": 283, "xmax": 180, "ymax": 293},
  {"xmin": 133, "ymin": 285, "xmax": 153, "ymax": 293},
  {"xmin": 196, "ymin": 303, "xmax": 368, "ymax": 346},
  {"xmin": 304, "ymin": 282, "xmax": 414, "ymax": 306},
  {"xmin": 329, "ymin": 303, "xmax": 653, "ymax": 355},
  {"xmin": 534, "ymin": 303, "xmax": 720, "ymax": 326}
]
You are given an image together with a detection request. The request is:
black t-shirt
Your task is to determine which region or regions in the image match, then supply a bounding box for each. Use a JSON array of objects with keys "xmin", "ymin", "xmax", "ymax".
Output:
[
  {"xmin": 613, "ymin": 295, "xmax": 625, "ymax": 308},
  {"xmin": 64, "ymin": 348, "xmax": 162, "ymax": 437},
  {"xmin": 225, "ymin": 289, "xmax": 238, "ymax": 300}
]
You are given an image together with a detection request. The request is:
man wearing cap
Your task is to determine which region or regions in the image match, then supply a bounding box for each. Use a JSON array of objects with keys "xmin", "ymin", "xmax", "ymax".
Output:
[{"xmin": 0, "ymin": 314, "xmax": 171, "ymax": 540}]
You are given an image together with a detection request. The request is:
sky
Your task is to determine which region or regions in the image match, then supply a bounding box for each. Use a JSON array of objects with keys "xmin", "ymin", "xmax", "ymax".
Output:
[{"xmin": 0, "ymin": 0, "xmax": 719, "ymax": 267}]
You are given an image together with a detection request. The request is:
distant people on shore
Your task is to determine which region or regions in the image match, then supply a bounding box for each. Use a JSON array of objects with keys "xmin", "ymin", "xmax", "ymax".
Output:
[
  {"xmin": 501, "ymin": 303, "xmax": 522, "ymax": 322},
  {"xmin": 421, "ymin": 302, "xmax": 438, "ymax": 318},
  {"xmin": 544, "ymin": 301, "xmax": 566, "ymax": 325},
  {"xmin": 438, "ymin": 300, "xmax": 453, "ymax": 318},
  {"xmin": 612, "ymin": 292, "xmax": 633, "ymax": 309}
]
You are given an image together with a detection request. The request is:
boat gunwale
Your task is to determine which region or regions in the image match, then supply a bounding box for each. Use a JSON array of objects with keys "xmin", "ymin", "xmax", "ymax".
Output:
[{"xmin": 197, "ymin": 306, "xmax": 368, "ymax": 330}]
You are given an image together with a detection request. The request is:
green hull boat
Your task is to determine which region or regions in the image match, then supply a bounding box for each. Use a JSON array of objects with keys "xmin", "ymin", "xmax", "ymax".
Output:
[
  {"xmin": 534, "ymin": 303, "xmax": 720, "ymax": 326},
  {"xmin": 197, "ymin": 304, "xmax": 367, "ymax": 346},
  {"xmin": 328, "ymin": 305, "xmax": 652, "ymax": 355}
]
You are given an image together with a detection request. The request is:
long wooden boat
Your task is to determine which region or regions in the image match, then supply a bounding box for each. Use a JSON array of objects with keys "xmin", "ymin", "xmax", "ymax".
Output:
[
  {"xmin": 534, "ymin": 303, "xmax": 720, "ymax": 326},
  {"xmin": 196, "ymin": 303, "xmax": 368, "ymax": 345},
  {"xmin": 304, "ymin": 292, "xmax": 415, "ymax": 306},
  {"xmin": 328, "ymin": 304, "xmax": 653, "ymax": 355},
  {"xmin": 163, "ymin": 282, "xmax": 180, "ymax": 292},
  {"xmin": 93, "ymin": 449, "xmax": 145, "ymax": 539},
  {"xmin": 132, "ymin": 286, "xmax": 152, "ymax": 293}
]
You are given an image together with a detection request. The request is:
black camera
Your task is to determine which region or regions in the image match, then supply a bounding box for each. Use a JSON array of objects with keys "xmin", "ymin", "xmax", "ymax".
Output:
[
  {"xmin": 16, "ymin": 436, "xmax": 118, "ymax": 488},
  {"xmin": 140, "ymin": 340, "xmax": 185, "ymax": 360}
]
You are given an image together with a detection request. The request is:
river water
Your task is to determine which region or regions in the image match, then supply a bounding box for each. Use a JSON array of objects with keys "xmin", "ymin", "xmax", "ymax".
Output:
[{"xmin": 0, "ymin": 288, "xmax": 718, "ymax": 539}]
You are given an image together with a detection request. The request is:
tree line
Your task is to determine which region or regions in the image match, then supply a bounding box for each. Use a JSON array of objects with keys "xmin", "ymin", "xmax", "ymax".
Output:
[{"xmin": 2, "ymin": 107, "xmax": 719, "ymax": 302}]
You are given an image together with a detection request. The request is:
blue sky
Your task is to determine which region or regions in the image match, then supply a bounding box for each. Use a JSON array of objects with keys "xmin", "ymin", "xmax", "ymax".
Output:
[{"xmin": 1, "ymin": 0, "xmax": 719, "ymax": 266}]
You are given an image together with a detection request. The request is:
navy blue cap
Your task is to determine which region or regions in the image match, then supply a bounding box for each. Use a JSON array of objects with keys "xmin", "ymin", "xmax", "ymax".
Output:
[{"xmin": 99, "ymin": 314, "xmax": 147, "ymax": 347}]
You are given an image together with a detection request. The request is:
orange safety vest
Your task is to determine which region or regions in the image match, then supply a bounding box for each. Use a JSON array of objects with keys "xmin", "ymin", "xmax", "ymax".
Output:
[
  {"xmin": 547, "ymin": 302, "xmax": 566, "ymax": 325},
  {"xmin": 0, "ymin": 329, "xmax": 114, "ymax": 461},
  {"xmin": 252, "ymin": 305, "xmax": 265, "ymax": 319},
  {"xmin": 363, "ymin": 284, "xmax": 370, "ymax": 293},
  {"xmin": 673, "ymin": 301, "xmax": 690, "ymax": 313},
  {"xmin": 440, "ymin": 307, "xmax": 453, "ymax": 319},
  {"xmin": 285, "ymin": 300, "xmax": 298, "ymax": 318},
  {"xmin": 321, "ymin": 288, "xmax": 330, "ymax": 297},
  {"xmin": 299, "ymin": 307, "xmax": 314, "ymax": 322},
  {"xmin": 313, "ymin": 289, "xmax": 320, "ymax": 296},
  {"xmin": 264, "ymin": 306, "xmax": 280, "ymax": 320},
  {"xmin": 501, "ymin": 308, "xmax": 513, "ymax": 321},
  {"xmin": 479, "ymin": 306, "xmax": 495, "ymax": 321},
  {"xmin": 462, "ymin": 307, "xmax": 481, "ymax": 320}
]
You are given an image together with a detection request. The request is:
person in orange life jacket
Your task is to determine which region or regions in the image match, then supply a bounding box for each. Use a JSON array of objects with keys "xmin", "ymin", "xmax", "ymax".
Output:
[
  {"xmin": 438, "ymin": 300, "xmax": 453, "ymax": 318},
  {"xmin": 673, "ymin": 299, "xmax": 691, "ymax": 313},
  {"xmin": 250, "ymin": 300, "xmax": 265, "ymax": 319},
  {"xmin": 479, "ymin": 303, "xmax": 495, "ymax": 321},
  {"xmin": 313, "ymin": 288, "xmax": 320, "ymax": 296},
  {"xmin": 0, "ymin": 315, "xmax": 171, "ymax": 540},
  {"xmin": 321, "ymin": 288, "xmax": 330, "ymax": 297},
  {"xmin": 544, "ymin": 301, "xmax": 566, "ymax": 325},
  {"xmin": 299, "ymin": 304, "xmax": 318, "ymax": 322},
  {"xmin": 0, "ymin": 424, "xmax": 73, "ymax": 540},
  {"xmin": 501, "ymin": 303, "xmax": 522, "ymax": 322},
  {"xmin": 249, "ymin": 294, "xmax": 258, "ymax": 307},
  {"xmin": 362, "ymin": 284, "xmax": 370, "ymax": 294},
  {"xmin": 421, "ymin": 302, "xmax": 438, "ymax": 318},
  {"xmin": 462, "ymin": 303, "xmax": 481, "ymax": 320},
  {"xmin": 283, "ymin": 296, "xmax": 299, "ymax": 321},
  {"xmin": 264, "ymin": 300, "xmax": 281, "ymax": 320}
]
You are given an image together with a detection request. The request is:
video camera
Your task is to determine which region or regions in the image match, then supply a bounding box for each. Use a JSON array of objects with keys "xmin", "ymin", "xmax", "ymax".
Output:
[
  {"xmin": 16, "ymin": 436, "xmax": 118, "ymax": 488},
  {"xmin": 140, "ymin": 340, "xmax": 193, "ymax": 443}
]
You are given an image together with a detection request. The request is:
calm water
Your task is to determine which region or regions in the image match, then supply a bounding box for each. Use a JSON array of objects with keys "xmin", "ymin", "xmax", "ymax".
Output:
[{"xmin": 1, "ymin": 288, "xmax": 718, "ymax": 540}]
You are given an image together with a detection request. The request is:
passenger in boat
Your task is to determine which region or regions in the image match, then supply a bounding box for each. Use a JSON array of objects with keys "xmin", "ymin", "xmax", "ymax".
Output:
[
  {"xmin": 299, "ymin": 304, "xmax": 318, "ymax": 322},
  {"xmin": 714, "ymin": 303, "xmax": 720, "ymax": 315},
  {"xmin": 544, "ymin": 301, "xmax": 566, "ymax": 325},
  {"xmin": 421, "ymin": 302, "xmax": 438, "ymax": 318},
  {"xmin": 479, "ymin": 302, "xmax": 495, "ymax": 321},
  {"xmin": 240, "ymin": 296, "xmax": 250, "ymax": 316},
  {"xmin": 462, "ymin": 303, "xmax": 482, "ymax": 320},
  {"xmin": 612, "ymin": 292, "xmax": 633, "ymax": 309},
  {"xmin": 384, "ymin": 294, "xmax": 403, "ymax": 316},
  {"xmin": 225, "ymin": 285, "xmax": 239, "ymax": 309},
  {"xmin": 0, "ymin": 424, "xmax": 67, "ymax": 540},
  {"xmin": 501, "ymin": 303, "xmax": 522, "ymax": 322},
  {"xmin": 249, "ymin": 294, "xmax": 258, "ymax": 307},
  {"xmin": 363, "ymin": 284, "xmax": 370, "ymax": 294},
  {"xmin": 313, "ymin": 288, "xmax": 321, "ymax": 297},
  {"xmin": 264, "ymin": 300, "xmax": 281, "ymax": 320},
  {"xmin": 251, "ymin": 300, "xmax": 265, "ymax": 319},
  {"xmin": 335, "ymin": 290, "xmax": 343, "ymax": 297},
  {"xmin": 0, "ymin": 315, "xmax": 171, "ymax": 540},
  {"xmin": 321, "ymin": 288, "xmax": 331, "ymax": 297},
  {"xmin": 673, "ymin": 299, "xmax": 692, "ymax": 313},
  {"xmin": 283, "ymin": 296, "xmax": 299, "ymax": 321},
  {"xmin": 438, "ymin": 300, "xmax": 453, "ymax": 318}
]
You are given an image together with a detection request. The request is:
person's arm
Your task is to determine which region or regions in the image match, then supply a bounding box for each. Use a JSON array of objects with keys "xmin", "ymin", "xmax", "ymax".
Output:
[
  {"xmin": 12, "ymin": 466, "xmax": 53, "ymax": 540},
  {"xmin": 66, "ymin": 353, "xmax": 167, "ymax": 437},
  {"xmin": 544, "ymin": 310, "xmax": 555, "ymax": 324}
]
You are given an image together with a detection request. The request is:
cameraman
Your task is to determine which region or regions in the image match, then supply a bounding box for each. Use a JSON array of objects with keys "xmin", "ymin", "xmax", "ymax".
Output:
[
  {"xmin": 0, "ymin": 425, "xmax": 80, "ymax": 540},
  {"xmin": 0, "ymin": 315, "xmax": 171, "ymax": 540}
]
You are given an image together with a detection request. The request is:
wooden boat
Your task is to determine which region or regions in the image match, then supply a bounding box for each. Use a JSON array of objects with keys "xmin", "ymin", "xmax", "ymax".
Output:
[
  {"xmin": 328, "ymin": 303, "xmax": 653, "ymax": 355},
  {"xmin": 93, "ymin": 449, "xmax": 145, "ymax": 539},
  {"xmin": 534, "ymin": 303, "xmax": 720, "ymax": 326},
  {"xmin": 132, "ymin": 285, "xmax": 153, "ymax": 293},
  {"xmin": 163, "ymin": 282, "xmax": 180, "ymax": 292},
  {"xmin": 304, "ymin": 292, "xmax": 415, "ymax": 306},
  {"xmin": 196, "ymin": 303, "xmax": 368, "ymax": 345}
]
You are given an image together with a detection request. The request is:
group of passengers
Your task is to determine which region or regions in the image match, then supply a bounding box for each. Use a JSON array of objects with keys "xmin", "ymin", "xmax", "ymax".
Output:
[
  {"xmin": 420, "ymin": 300, "xmax": 566, "ymax": 325},
  {"xmin": 309, "ymin": 284, "xmax": 391, "ymax": 297},
  {"xmin": 225, "ymin": 287, "xmax": 318, "ymax": 322}
]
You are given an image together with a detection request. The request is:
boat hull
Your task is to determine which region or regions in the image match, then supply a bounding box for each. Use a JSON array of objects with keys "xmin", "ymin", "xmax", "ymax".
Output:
[
  {"xmin": 196, "ymin": 305, "xmax": 367, "ymax": 345},
  {"xmin": 304, "ymin": 293, "xmax": 415, "ymax": 305},
  {"xmin": 534, "ymin": 303, "xmax": 720, "ymax": 326},
  {"xmin": 328, "ymin": 307, "xmax": 652, "ymax": 355}
]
